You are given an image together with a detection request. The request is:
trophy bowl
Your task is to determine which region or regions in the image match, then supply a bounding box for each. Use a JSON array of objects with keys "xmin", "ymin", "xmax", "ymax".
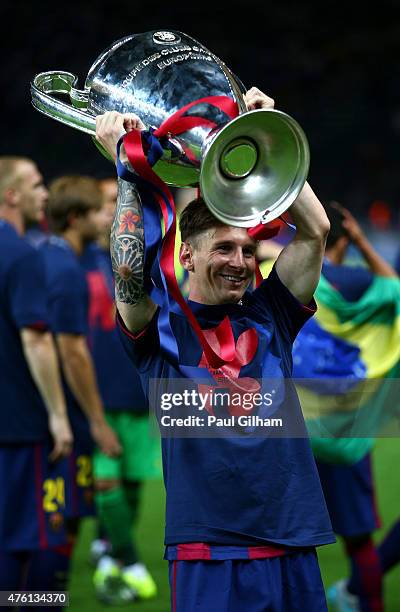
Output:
[{"xmin": 31, "ymin": 30, "xmax": 309, "ymax": 227}]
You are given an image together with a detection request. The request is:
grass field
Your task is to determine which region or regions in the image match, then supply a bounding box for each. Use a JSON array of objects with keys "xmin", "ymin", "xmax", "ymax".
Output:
[{"xmin": 69, "ymin": 438, "xmax": 400, "ymax": 611}]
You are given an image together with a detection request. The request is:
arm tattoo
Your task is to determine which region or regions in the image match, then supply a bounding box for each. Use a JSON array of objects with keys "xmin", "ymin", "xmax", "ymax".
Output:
[{"xmin": 110, "ymin": 178, "xmax": 146, "ymax": 304}]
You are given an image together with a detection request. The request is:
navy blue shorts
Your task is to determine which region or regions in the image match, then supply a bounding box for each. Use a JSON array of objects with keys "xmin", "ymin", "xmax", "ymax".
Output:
[
  {"xmin": 317, "ymin": 452, "xmax": 380, "ymax": 537},
  {"xmin": 62, "ymin": 446, "xmax": 95, "ymax": 519},
  {"xmin": 0, "ymin": 443, "xmax": 67, "ymax": 551},
  {"xmin": 168, "ymin": 550, "xmax": 327, "ymax": 612}
]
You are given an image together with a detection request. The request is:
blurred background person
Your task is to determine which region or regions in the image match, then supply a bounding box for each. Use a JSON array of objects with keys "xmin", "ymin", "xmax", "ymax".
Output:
[
  {"xmin": 40, "ymin": 175, "xmax": 121, "ymax": 592},
  {"xmin": 81, "ymin": 176, "xmax": 161, "ymax": 603},
  {"xmin": 0, "ymin": 156, "xmax": 73, "ymax": 598},
  {"xmin": 291, "ymin": 202, "xmax": 400, "ymax": 612}
]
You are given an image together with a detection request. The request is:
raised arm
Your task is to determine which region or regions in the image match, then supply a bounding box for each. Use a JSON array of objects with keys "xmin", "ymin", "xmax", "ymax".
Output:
[
  {"xmin": 96, "ymin": 112, "xmax": 157, "ymax": 333},
  {"xmin": 333, "ymin": 202, "xmax": 398, "ymax": 277},
  {"xmin": 244, "ymin": 88, "xmax": 330, "ymax": 303},
  {"xmin": 275, "ymin": 182, "xmax": 330, "ymax": 304}
]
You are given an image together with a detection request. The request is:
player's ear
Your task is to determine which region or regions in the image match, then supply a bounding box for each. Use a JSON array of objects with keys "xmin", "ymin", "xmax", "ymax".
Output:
[
  {"xmin": 180, "ymin": 241, "xmax": 195, "ymax": 272},
  {"xmin": 4, "ymin": 187, "xmax": 20, "ymax": 208}
]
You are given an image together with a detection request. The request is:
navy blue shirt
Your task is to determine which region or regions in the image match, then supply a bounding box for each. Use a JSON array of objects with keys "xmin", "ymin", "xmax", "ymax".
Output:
[
  {"xmin": 119, "ymin": 267, "xmax": 334, "ymax": 549},
  {"xmin": 0, "ymin": 221, "xmax": 49, "ymax": 442},
  {"xmin": 40, "ymin": 236, "xmax": 93, "ymax": 451},
  {"xmin": 25, "ymin": 224, "xmax": 48, "ymax": 249},
  {"xmin": 81, "ymin": 243, "xmax": 148, "ymax": 412},
  {"xmin": 322, "ymin": 260, "xmax": 373, "ymax": 302}
]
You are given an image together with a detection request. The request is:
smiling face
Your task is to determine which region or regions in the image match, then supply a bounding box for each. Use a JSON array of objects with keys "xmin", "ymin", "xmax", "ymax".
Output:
[{"xmin": 181, "ymin": 225, "xmax": 257, "ymax": 305}]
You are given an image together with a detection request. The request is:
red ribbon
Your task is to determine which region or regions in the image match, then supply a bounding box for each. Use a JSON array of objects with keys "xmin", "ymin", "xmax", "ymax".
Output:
[
  {"xmin": 123, "ymin": 96, "xmax": 240, "ymax": 368},
  {"xmin": 153, "ymin": 96, "xmax": 238, "ymax": 139},
  {"xmin": 123, "ymin": 95, "xmax": 281, "ymax": 363}
]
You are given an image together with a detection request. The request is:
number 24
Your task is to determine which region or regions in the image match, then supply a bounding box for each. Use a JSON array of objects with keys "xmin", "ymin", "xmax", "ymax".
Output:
[{"xmin": 43, "ymin": 477, "xmax": 65, "ymax": 512}]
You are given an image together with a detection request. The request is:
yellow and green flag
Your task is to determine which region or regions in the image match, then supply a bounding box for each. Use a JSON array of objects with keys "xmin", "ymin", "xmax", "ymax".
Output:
[{"xmin": 293, "ymin": 273, "xmax": 400, "ymax": 464}]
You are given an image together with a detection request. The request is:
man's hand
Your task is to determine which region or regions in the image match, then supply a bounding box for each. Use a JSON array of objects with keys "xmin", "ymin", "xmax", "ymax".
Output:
[
  {"xmin": 330, "ymin": 201, "xmax": 365, "ymax": 246},
  {"xmin": 330, "ymin": 201, "xmax": 397, "ymax": 278},
  {"xmin": 48, "ymin": 412, "xmax": 73, "ymax": 462},
  {"xmin": 95, "ymin": 111, "xmax": 146, "ymax": 162},
  {"xmin": 90, "ymin": 419, "xmax": 122, "ymax": 458},
  {"xmin": 244, "ymin": 87, "xmax": 275, "ymax": 111}
]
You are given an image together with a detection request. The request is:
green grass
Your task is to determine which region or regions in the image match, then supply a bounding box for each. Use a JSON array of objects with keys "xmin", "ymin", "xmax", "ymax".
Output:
[
  {"xmin": 69, "ymin": 480, "xmax": 168, "ymax": 612},
  {"xmin": 319, "ymin": 438, "xmax": 400, "ymax": 611},
  {"xmin": 69, "ymin": 439, "xmax": 400, "ymax": 611}
]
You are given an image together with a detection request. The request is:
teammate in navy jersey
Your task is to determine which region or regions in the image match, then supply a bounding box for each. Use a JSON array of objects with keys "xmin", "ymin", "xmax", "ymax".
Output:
[
  {"xmin": 0, "ymin": 156, "xmax": 73, "ymax": 595},
  {"xmin": 40, "ymin": 176, "xmax": 121, "ymax": 584},
  {"xmin": 95, "ymin": 88, "xmax": 336, "ymax": 611},
  {"xmin": 82, "ymin": 178, "xmax": 160, "ymax": 603},
  {"xmin": 308, "ymin": 202, "xmax": 398, "ymax": 612}
]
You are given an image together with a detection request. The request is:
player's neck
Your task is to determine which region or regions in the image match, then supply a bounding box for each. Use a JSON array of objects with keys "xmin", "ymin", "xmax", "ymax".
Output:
[
  {"xmin": 97, "ymin": 235, "xmax": 110, "ymax": 251},
  {"xmin": 0, "ymin": 207, "xmax": 24, "ymax": 236},
  {"xmin": 61, "ymin": 228, "xmax": 83, "ymax": 255}
]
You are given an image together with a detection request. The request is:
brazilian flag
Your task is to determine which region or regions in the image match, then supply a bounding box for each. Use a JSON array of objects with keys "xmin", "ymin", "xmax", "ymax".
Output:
[{"xmin": 293, "ymin": 273, "xmax": 400, "ymax": 464}]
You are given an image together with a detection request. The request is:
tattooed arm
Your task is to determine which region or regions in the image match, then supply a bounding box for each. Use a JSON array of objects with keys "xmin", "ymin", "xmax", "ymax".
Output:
[
  {"xmin": 111, "ymin": 178, "xmax": 157, "ymax": 332},
  {"xmin": 96, "ymin": 111, "xmax": 157, "ymax": 333}
]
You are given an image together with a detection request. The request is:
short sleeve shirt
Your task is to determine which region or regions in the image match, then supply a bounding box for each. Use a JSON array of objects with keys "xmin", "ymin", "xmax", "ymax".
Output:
[
  {"xmin": 118, "ymin": 266, "xmax": 334, "ymax": 549},
  {"xmin": 322, "ymin": 260, "xmax": 373, "ymax": 302},
  {"xmin": 0, "ymin": 221, "xmax": 49, "ymax": 442}
]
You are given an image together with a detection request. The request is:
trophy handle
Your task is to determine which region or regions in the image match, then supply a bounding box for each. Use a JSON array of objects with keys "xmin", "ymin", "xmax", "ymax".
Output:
[{"xmin": 31, "ymin": 71, "xmax": 96, "ymax": 135}]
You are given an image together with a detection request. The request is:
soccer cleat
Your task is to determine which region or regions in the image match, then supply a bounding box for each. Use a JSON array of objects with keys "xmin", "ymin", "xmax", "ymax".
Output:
[
  {"xmin": 327, "ymin": 579, "xmax": 361, "ymax": 612},
  {"xmin": 93, "ymin": 555, "xmax": 125, "ymax": 604},
  {"xmin": 121, "ymin": 562, "xmax": 157, "ymax": 600},
  {"xmin": 89, "ymin": 538, "xmax": 111, "ymax": 566}
]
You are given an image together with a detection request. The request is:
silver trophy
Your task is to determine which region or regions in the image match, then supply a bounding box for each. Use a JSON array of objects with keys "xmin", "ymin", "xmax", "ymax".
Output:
[{"xmin": 31, "ymin": 30, "xmax": 309, "ymax": 227}]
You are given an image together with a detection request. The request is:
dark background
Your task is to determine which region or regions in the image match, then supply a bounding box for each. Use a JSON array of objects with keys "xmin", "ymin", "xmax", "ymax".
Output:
[{"xmin": 2, "ymin": 0, "xmax": 400, "ymax": 222}]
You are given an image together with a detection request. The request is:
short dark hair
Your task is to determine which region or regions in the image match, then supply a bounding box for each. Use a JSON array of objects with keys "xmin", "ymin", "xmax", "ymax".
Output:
[
  {"xmin": 179, "ymin": 197, "xmax": 226, "ymax": 243},
  {"xmin": 323, "ymin": 201, "xmax": 349, "ymax": 249},
  {"xmin": 48, "ymin": 175, "xmax": 101, "ymax": 233}
]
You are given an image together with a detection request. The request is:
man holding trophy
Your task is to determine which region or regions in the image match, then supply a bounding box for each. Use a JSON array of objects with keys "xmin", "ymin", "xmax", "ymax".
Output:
[
  {"xmin": 94, "ymin": 94, "xmax": 334, "ymax": 610},
  {"xmin": 32, "ymin": 30, "xmax": 334, "ymax": 610}
]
